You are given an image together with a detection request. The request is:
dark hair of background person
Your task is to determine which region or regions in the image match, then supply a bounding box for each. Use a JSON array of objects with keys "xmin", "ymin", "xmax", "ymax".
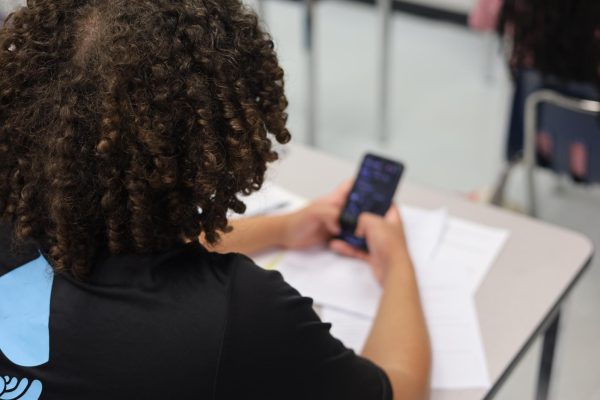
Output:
[
  {"xmin": 498, "ymin": 0, "xmax": 600, "ymax": 88},
  {"xmin": 0, "ymin": 0, "xmax": 291, "ymax": 278}
]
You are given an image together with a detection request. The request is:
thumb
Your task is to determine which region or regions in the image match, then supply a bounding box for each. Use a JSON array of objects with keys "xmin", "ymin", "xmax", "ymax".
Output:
[
  {"xmin": 317, "ymin": 205, "xmax": 341, "ymax": 235},
  {"xmin": 384, "ymin": 204, "xmax": 402, "ymax": 224},
  {"xmin": 355, "ymin": 212, "xmax": 381, "ymax": 238}
]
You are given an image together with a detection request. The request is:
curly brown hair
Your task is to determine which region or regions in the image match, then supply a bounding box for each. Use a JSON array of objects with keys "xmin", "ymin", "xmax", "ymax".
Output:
[{"xmin": 0, "ymin": 0, "xmax": 290, "ymax": 278}]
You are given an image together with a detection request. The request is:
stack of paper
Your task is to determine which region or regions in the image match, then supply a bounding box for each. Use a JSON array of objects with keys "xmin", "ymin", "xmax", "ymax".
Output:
[
  {"xmin": 277, "ymin": 206, "xmax": 449, "ymax": 317},
  {"xmin": 231, "ymin": 183, "xmax": 307, "ymax": 268},
  {"xmin": 240, "ymin": 183, "xmax": 509, "ymax": 390},
  {"xmin": 231, "ymin": 182, "xmax": 306, "ymax": 218}
]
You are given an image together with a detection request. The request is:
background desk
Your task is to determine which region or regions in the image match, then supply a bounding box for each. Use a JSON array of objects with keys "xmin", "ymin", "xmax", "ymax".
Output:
[{"xmin": 268, "ymin": 143, "xmax": 593, "ymax": 400}]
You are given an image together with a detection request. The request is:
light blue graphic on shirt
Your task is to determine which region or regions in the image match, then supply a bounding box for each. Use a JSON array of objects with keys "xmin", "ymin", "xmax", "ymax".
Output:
[
  {"xmin": 0, "ymin": 255, "xmax": 52, "ymax": 400},
  {"xmin": 0, "ymin": 376, "xmax": 42, "ymax": 400}
]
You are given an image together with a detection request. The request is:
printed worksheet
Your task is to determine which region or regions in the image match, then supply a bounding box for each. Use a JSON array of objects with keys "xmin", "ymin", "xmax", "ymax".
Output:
[{"xmin": 238, "ymin": 183, "xmax": 508, "ymax": 390}]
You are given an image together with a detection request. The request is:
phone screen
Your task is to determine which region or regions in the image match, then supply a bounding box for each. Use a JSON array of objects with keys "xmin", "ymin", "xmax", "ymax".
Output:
[{"xmin": 338, "ymin": 154, "xmax": 404, "ymax": 251}]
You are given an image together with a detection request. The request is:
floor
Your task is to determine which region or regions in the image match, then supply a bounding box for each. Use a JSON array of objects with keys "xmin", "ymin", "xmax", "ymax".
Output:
[{"xmin": 254, "ymin": 0, "xmax": 600, "ymax": 398}]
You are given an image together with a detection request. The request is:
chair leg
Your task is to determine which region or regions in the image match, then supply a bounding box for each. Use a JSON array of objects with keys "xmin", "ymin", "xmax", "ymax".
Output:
[
  {"xmin": 491, "ymin": 161, "xmax": 517, "ymax": 207},
  {"xmin": 526, "ymin": 162, "xmax": 538, "ymax": 217}
]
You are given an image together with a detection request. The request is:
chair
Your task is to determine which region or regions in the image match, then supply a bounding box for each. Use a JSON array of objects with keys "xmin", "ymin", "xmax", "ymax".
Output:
[{"xmin": 493, "ymin": 70, "xmax": 600, "ymax": 216}]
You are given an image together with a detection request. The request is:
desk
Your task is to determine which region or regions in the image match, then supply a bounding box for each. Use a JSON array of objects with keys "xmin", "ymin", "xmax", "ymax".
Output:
[{"xmin": 268, "ymin": 144, "xmax": 594, "ymax": 400}]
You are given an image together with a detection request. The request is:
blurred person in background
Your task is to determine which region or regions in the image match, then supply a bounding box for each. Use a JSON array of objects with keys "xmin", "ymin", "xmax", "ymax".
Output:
[
  {"xmin": 498, "ymin": 0, "xmax": 600, "ymax": 180},
  {"xmin": 499, "ymin": 0, "xmax": 600, "ymax": 87}
]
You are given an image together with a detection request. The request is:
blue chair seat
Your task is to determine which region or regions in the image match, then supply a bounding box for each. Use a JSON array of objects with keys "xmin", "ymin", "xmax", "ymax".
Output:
[{"xmin": 507, "ymin": 69, "xmax": 600, "ymax": 184}]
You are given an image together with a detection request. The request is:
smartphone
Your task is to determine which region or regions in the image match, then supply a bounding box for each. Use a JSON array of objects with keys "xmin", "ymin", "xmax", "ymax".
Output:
[{"xmin": 338, "ymin": 154, "xmax": 404, "ymax": 252}]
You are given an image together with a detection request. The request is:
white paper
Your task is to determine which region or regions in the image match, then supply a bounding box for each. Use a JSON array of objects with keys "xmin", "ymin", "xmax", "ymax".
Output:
[
  {"xmin": 269, "ymin": 198, "xmax": 497, "ymax": 390},
  {"xmin": 401, "ymin": 206, "xmax": 448, "ymax": 269},
  {"xmin": 318, "ymin": 264, "xmax": 491, "ymax": 390},
  {"xmin": 278, "ymin": 246, "xmax": 382, "ymax": 317},
  {"xmin": 238, "ymin": 183, "xmax": 500, "ymax": 389},
  {"xmin": 431, "ymin": 217, "xmax": 509, "ymax": 293},
  {"xmin": 233, "ymin": 183, "xmax": 308, "ymax": 269},
  {"xmin": 231, "ymin": 182, "xmax": 307, "ymax": 219},
  {"xmin": 320, "ymin": 307, "xmax": 372, "ymax": 354},
  {"xmin": 418, "ymin": 264, "xmax": 490, "ymax": 389},
  {"xmin": 277, "ymin": 206, "xmax": 448, "ymax": 316}
]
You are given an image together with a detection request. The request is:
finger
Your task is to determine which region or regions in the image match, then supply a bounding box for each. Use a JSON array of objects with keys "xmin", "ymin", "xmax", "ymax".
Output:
[
  {"xmin": 332, "ymin": 180, "xmax": 353, "ymax": 204},
  {"xmin": 316, "ymin": 205, "xmax": 341, "ymax": 235},
  {"xmin": 384, "ymin": 203, "xmax": 402, "ymax": 224},
  {"xmin": 330, "ymin": 241, "xmax": 368, "ymax": 261},
  {"xmin": 329, "ymin": 239, "xmax": 369, "ymax": 261},
  {"xmin": 355, "ymin": 212, "xmax": 381, "ymax": 238}
]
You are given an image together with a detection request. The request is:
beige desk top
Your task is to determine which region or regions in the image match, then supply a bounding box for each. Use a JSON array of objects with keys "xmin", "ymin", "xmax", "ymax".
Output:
[{"xmin": 268, "ymin": 143, "xmax": 594, "ymax": 400}]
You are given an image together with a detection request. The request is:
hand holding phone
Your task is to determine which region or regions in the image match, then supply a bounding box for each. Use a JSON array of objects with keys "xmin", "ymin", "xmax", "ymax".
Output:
[{"xmin": 338, "ymin": 154, "xmax": 404, "ymax": 252}]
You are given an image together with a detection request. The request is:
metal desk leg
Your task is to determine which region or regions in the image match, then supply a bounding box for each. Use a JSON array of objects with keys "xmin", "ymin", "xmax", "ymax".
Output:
[
  {"xmin": 524, "ymin": 94, "xmax": 539, "ymax": 217},
  {"xmin": 304, "ymin": 0, "xmax": 317, "ymax": 147},
  {"xmin": 378, "ymin": 0, "xmax": 392, "ymax": 143},
  {"xmin": 536, "ymin": 311, "xmax": 561, "ymax": 400}
]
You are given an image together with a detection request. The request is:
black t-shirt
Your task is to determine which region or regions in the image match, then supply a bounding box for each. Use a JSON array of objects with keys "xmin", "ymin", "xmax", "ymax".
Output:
[{"xmin": 0, "ymin": 225, "xmax": 392, "ymax": 400}]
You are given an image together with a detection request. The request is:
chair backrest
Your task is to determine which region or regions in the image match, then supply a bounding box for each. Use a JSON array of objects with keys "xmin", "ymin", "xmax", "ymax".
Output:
[
  {"xmin": 508, "ymin": 69, "xmax": 600, "ymax": 183},
  {"xmin": 525, "ymin": 88, "xmax": 600, "ymax": 183}
]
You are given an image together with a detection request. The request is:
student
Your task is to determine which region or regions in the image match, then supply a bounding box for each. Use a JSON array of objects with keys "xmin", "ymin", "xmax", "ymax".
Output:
[
  {"xmin": 498, "ymin": 0, "xmax": 600, "ymax": 86},
  {"xmin": 0, "ymin": 1, "xmax": 430, "ymax": 399},
  {"xmin": 498, "ymin": 0, "xmax": 600, "ymax": 179}
]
